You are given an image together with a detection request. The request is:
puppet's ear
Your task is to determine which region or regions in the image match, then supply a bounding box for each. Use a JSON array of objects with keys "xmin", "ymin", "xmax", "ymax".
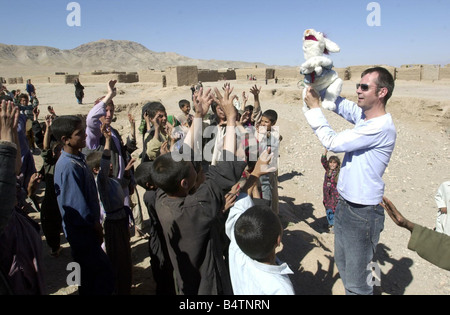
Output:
[{"xmin": 324, "ymin": 38, "xmax": 340, "ymax": 53}]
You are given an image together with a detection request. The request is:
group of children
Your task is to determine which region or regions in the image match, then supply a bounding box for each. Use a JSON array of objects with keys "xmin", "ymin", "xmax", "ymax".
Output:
[
  {"xmin": 0, "ymin": 74, "xmax": 345, "ymax": 295},
  {"xmin": 0, "ymin": 78, "xmax": 295, "ymax": 295}
]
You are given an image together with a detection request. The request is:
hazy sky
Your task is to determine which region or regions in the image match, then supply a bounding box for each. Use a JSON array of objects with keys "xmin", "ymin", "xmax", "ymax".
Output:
[{"xmin": 2, "ymin": 0, "xmax": 450, "ymax": 67}]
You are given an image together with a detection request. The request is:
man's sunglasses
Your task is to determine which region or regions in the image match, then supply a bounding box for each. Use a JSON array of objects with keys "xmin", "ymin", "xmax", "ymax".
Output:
[{"xmin": 356, "ymin": 84, "xmax": 370, "ymax": 91}]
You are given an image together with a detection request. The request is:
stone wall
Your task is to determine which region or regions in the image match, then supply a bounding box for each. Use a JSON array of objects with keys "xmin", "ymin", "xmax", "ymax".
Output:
[
  {"xmin": 138, "ymin": 70, "xmax": 165, "ymax": 84},
  {"xmin": 396, "ymin": 65, "xmax": 421, "ymax": 81},
  {"xmin": 166, "ymin": 66, "xmax": 198, "ymax": 87},
  {"xmin": 218, "ymin": 69, "xmax": 236, "ymax": 80},
  {"xmin": 439, "ymin": 64, "xmax": 450, "ymax": 80},
  {"xmin": 198, "ymin": 69, "xmax": 219, "ymax": 83}
]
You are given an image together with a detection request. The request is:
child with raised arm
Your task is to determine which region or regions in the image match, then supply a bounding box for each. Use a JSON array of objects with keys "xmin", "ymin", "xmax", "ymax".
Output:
[
  {"xmin": 52, "ymin": 115, "xmax": 114, "ymax": 295},
  {"xmin": 225, "ymin": 149, "xmax": 294, "ymax": 295},
  {"xmin": 86, "ymin": 123, "xmax": 133, "ymax": 295},
  {"xmin": 85, "ymin": 80, "xmax": 137, "ymax": 208},
  {"xmin": 321, "ymin": 149, "xmax": 341, "ymax": 231},
  {"xmin": 39, "ymin": 114, "xmax": 63, "ymax": 257},
  {"xmin": 252, "ymin": 86, "xmax": 282, "ymax": 215}
]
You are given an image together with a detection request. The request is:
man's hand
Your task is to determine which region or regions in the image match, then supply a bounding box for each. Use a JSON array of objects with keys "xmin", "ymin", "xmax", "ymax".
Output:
[{"xmin": 304, "ymin": 87, "xmax": 321, "ymax": 110}]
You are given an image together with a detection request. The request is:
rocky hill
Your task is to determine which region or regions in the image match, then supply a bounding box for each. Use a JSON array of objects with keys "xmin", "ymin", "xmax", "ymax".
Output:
[{"xmin": 0, "ymin": 39, "xmax": 269, "ymax": 77}]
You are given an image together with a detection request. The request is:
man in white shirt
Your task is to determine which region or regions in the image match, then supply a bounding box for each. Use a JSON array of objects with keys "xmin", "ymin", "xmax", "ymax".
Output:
[{"xmin": 303, "ymin": 67, "xmax": 397, "ymax": 295}]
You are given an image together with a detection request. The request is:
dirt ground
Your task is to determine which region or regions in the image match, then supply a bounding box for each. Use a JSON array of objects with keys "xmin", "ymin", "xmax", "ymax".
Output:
[{"xmin": 17, "ymin": 77, "xmax": 450, "ymax": 295}]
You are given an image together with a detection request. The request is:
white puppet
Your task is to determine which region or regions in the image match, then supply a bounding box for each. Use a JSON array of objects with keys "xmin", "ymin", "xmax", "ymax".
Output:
[{"xmin": 300, "ymin": 29, "xmax": 343, "ymax": 112}]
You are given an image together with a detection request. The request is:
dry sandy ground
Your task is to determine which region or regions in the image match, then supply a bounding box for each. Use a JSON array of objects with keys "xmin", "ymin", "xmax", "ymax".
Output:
[{"xmin": 13, "ymin": 77, "xmax": 449, "ymax": 295}]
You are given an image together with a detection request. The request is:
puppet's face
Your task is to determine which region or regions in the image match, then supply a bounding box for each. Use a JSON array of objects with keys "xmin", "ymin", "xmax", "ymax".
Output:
[{"xmin": 303, "ymin": 29, "xmax": 340, "ymax": 60}]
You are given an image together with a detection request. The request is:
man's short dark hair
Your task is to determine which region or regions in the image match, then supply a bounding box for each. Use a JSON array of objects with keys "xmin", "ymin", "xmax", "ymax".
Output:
[
  {"xmin": 150, "ymin": 153, "xmax": 191, "ymax": 195},
  {"xmin": 234, "ymin": 205, "xmax": 282, "ymax": 262},
  {"xmin": 51, "ymin": 115, "xmax": 83, "ymax": 143},
  {"xmin": 361, "ymin": 67, "xmax": 395, "ymax": 104},
  {"xmin": 262, "ymin": 110, "xmax": 278, "ymax": 123}
]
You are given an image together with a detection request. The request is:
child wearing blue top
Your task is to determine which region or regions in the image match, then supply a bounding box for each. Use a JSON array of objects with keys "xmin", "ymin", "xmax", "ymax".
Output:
[{"xmin": 52, "ymin": 115, "xmax": 114, "ymax": 295}]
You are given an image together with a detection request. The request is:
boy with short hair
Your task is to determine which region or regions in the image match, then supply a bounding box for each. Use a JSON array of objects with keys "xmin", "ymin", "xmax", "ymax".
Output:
[
  {"xmin": 256, "ymin": 109, "xmax": 281, "ymax": 214},
  {"xmin": 176, "ymin": 99, "xmax": 193, "ymax": 128},
  {"xmin": 145, "ymin": 106, "xmax": 170, "ymax": 161},
  {"xmin": 52, "ymin": 115, "xmax": 114, "ymax": 295},
  {"xmin": 225, "ymin": 149, "xmax": 294, "ymax": 295}
]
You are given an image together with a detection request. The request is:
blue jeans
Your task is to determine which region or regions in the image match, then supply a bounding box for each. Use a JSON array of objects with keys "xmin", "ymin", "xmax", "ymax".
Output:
[
  {"xmin": 326, "ymin": 209, "xmax": 335, "ymax": 227},
  {"xmin": 334, "ymin": 197, "xmax": 385, "ymax": 295}
]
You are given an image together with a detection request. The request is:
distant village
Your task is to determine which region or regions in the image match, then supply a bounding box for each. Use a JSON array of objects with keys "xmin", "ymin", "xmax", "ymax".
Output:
[{"xmin": 3, "ymin": 64, "xmax": 450, "ymax": 87}]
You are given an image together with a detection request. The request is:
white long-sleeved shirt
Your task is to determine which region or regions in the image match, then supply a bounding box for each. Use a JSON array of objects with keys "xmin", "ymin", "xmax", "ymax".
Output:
[
  {"xmin": 304, "ymin": 97, "xmax": 397, "ymax": 205},
  {"xmin": 435, "ymin": 181, "xmax": 450, "ymax": 235},
  {"xmin": 225, "ymin": 194, "xmax": 294, "ymax": 295}
]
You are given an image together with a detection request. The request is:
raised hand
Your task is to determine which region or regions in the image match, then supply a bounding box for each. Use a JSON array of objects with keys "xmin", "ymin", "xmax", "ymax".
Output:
[
  {"xmin": 213, "ymin": 84, "xmax": 237, "ymax": 121},
  {"xmin": 108, "ymin": 80, "xmax": 118, "ymax": 98},
  {"xmin": 253, "ymin": 148, "xmax": 277, "ymax": 177},
  {"xmin": 193, "ymin": 87, "xmax": 214, "ymax": 118},
  {"xmin": 47, "ymin": 106, "xmax": 56, "ymax": 118},
  {"xmin": 250, "ymin": 85, "xmax": 261, "ymax": 97},
  {"xmin": 242, "ymin": 91, "xmax": 249, "ymax": 104},
  {"xmin": 100, "ymin": 120, "xmax": 112, "ymax": 140},
  {"xmin": 128, "ymin": 114, "xmax": 136, "ymax": 138},
  {"xmin": 33, "ymin": 106, "xmax": 40, "ymax": 121},
  {"xmin": 0, "ymin": 100, "xmax": 19, "ymax": 142}
]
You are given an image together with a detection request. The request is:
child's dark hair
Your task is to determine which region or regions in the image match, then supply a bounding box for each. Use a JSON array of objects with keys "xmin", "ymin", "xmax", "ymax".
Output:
[
  {"xmin": 85, "ymin": 151, "xmax": 103, "ymax": 172},
  {"xmin": 19, "ymin": 93, "xmax": 29, "ymax": 103},
  {"xmin": 150, "ymin": 153, "xmax": 192, "ymax": 195},
  {"xmin": 50, "ymin": 115, "xmax": 83, "ymax": 144},
  {"xmin": 179, "ymin": 99, "xmax": 190, "ymax": 109},
  {"xmin": 145, "ymin": 102, "xmax": 166, "ymax": 119},
  {"xmin": 262, "ymin": 110, "xmax": 278, "ymax": 124},
  {"xmin": 244, "ymin": 105, "xmax": 254, "ymax": 112},
  {"xmin": 234, "ymin": 205, "xmax": 282, "ymax": 262},
  {"xmin": 135, "ymin": 162, "xmax": 155, "ymax": 190}
]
